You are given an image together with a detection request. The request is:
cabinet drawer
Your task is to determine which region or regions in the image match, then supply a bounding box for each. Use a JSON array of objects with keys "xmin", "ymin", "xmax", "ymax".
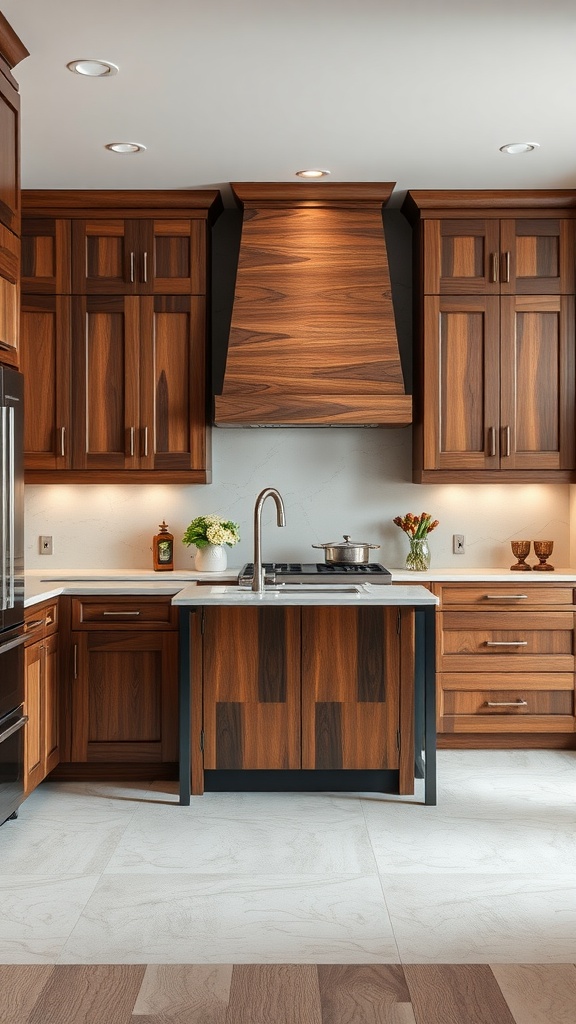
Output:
[
  {"xmin": 436, "ymin": 583, "xmax": 576, "ymax": 608},
  {"xmin": 71, "ymin": 597, "xmax": 177, "ymax": 630},
  {"xmin": 25, "ymin": 599, "xmax": 58, "ymax": 642},
  {"xmin": 443, "ymin": 689, "xmax": 573, "ymax": 717},
  {"xmin": 439, "ymin": 610, "xmax": 575, "ymax": 672}
]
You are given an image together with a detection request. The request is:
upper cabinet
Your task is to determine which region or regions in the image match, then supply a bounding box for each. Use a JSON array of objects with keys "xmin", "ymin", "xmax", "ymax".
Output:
[
  {"xmin": 402, "ymin": 191, "xmax": 576, "ymax": 483},
  {"xmin": 0, "ymin": 13, "xmax": 28, "ymax": 368},
  {"xmin": 21, "ymin": 190, "xmax": 222, "ymax": 483}
]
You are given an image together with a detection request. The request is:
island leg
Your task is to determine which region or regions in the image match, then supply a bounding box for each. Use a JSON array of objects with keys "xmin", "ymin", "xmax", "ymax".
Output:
[
  {"xmin": 415, "ymin": 605, "xmax": 437, "ymax": 806},
  {"xmin": 179, "ymin": 607, "xmax": 192, "ymax": 805}
]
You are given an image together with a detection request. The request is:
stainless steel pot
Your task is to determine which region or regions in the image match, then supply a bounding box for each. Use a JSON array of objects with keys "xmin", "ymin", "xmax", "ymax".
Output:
[{"xmin": 312, "ymin": 535, "xmax": 381, "ymax": 564}]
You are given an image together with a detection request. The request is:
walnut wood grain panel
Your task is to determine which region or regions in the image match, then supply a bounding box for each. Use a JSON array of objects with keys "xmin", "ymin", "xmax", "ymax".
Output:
[
  {"xmin": 440, "ymin": 671, "xmax": 574, "ymax": 691},
  {"xmin": 145, "ymin": 219, "xmax": 206, "ymax": 294},
  {"xmin": 71, "ymin": 219, "xmax": 140, "ymax": 294},
  {"xmin": 216, "ymin": 185, "xmax": 410, "ymax": 426},
  {"xmin": 403, "ymin": 189, "xmax": 576, "ymax": 213},
  {"xmin": 71, "ymin": 295, "xmax": 140, "ymax": 470},
  {"xmin": 423, "ymin": 295, "xmax": 500, "ymax": 470},
  {"xmin": 24, "ymin": 639, "xmax": 43, "ymax": 793},
  {"xmin": 443, "ymin": 689, "xmax": 573, "ymax": 716},
  {"xmin": 23, "ymin": 189, "xmax": 222, "ymax": 216},
  {"xmin": 72, "ymin": 596, "xmax": 177, "ymax": 629},
  {"xmin": 399, "ymin": 606, "xmax": 415, "ymax": 795},
  {"xmin": 139, "ymin": 295, "xmax": 208, "ymax": 472},
  {"xmin": 439, "ymin": 611, "xmax": 574, "ymax": 672},
  {"xmin": 25, "ymin": 598, "xmax": 59, "ymax": 639},
  {"xmin": 0, "ymin": 70, "xmax": 19, "ymax": 236},
  {"xmin": 43, "ymin": 632, "xmax": 59, "ymax": 774},
  {"xmin": 21, "ymin": 218, "xmax": 71, "ymax": 293},
  {"xmin": 301, "ymin": 606, "xmax": 400, "ymax": 770},
  {"xmin": 20, "ymin": 294, "xmax": 72, "ymax": 469},
  {"xmin": 403, "ymin": 964, "xmax": 516, "ymax": 1024},
  {"xmin": 203, "ymin": 607, "xmax": 300, "ymax": 770},
  {"xmin": 500, "ymin": 218, "xmax": 575, "ymax": 294},
  {"xmin": 71, "ymin": 630, "xmax": 178, "ymax": 764},
  {"xmin": 0, "ymin": 220, "xmax": 19, "ymax": 360},
  {"xmin": 0, "ymin": 13, "xmax": 29, "ymax": 70},
  {"xmin": 215, "ymin": 393, "xmax": 412, "ymax": 426},
  {"xmin": 423, "ymin": 219, "xmax": 500, "ymax": 294},
  {"xmin": 442, "ymin": 714, "xmax": 576, "ymax": 733},
  {"xmin": 435, "ymin": 583, "xmax": 576, "ymax": 608},
  {"xmin": 500, "ymin": 295, "xmax": 575, "ymax": 470}
]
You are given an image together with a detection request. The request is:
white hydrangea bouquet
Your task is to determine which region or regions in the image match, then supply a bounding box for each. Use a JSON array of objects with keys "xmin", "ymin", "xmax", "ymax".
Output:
[{"xmin": 182, "ymin": 514, "xmax": 240, "ymax": 549}]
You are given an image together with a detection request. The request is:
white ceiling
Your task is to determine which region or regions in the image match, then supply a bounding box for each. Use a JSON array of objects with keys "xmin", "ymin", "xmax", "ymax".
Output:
[{"xmin": 3, "ymin": 0, "xmax": 576, "ymax": 206}]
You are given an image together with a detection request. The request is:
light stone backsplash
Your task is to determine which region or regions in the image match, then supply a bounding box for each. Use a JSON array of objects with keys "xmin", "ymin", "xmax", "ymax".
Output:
[{"xmin": 25, "ymin": 427, "xmax": 571, "ymax": 571}]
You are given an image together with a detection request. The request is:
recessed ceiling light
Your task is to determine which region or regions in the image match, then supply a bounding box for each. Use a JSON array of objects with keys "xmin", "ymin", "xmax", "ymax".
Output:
[
  {"xmin": 67, "ymin": 59, "xmax": 119, "ymax": 77},
  {"xmin": 499, "ymin": 142, "xmax": 540, "ymax": 155},
  {"xmin": 105, "ymin": 142, "xmax": 146, "ymax": 154},
  {"xmin": 295, "ymin": 169, "xmax": 330, "ymax": 178}
]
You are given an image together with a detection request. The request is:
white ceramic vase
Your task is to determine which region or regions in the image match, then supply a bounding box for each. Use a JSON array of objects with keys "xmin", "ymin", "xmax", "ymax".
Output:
[{"xmin": 194, "ymin": 544, "xmax": 228, "ymax": 572}]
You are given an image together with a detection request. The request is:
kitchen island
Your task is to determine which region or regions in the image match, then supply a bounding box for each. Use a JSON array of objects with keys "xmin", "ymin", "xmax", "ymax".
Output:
[{"xmin": 173, "ymin": 583, "xmax": 438, "ymax": 805}]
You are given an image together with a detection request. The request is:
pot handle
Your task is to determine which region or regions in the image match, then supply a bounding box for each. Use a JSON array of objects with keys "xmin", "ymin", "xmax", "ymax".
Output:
[
  {"xmin": 311, "ymin": 544, "xmax": 326, "ymax": 549},
  {"xmin": 368, "ymin": 544, "xmax": 381, "ymax": 549}
]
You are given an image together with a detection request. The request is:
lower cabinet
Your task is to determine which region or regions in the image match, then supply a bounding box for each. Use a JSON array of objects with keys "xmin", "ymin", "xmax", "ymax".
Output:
[
  {"xmin": 61, "ymin": 596, "xmax": 178, "ymax": 773},
  {"xmin": 200, "ymin": 605, "xmax": 413, "ymax": 787},
  {"xmin": 435, "ymin": 582, "xmax": 576, "ymax": 746},
  {"xmin": 24, "ymin": 601, "xmax": 60, "ymax": 795}
]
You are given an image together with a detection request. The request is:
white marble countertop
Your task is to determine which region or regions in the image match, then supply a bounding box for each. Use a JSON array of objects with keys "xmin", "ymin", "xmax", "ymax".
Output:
[
  {"xmin": 172, "ymin": 582, "xmax": 439, "ymax": 606},
  {"xmin": 24, "ymin": 566, "xmax": 576, "ymax": 608}
]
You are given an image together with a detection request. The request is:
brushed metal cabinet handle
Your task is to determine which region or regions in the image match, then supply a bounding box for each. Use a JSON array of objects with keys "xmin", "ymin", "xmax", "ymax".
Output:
[
  {"xmin": 484, "ymin": 594, "xmax": 528, "ymax": 600},
  {"xmin": 490, "ymin": 252, "xmax": 499, "ymax": 283},
  {"xmin": 502, "ymin": 425, "xmax": 511, "ymax": 457},
  {"xmin": 485, "ymin": 640, "xmax": 528, "ymax": 646},
  {"xmin": 102, "ymin": 606, "xmax": 140, "ymax": 614},
  {"xmin": 129, "ymin": 426, "xmax": 135, "ymax": 457},
  {"xmin": 73, "ymin": 643, "xmax": 78, "ymax": 679},
  {"xmin": 488, "ymin": 426, "xmax": 497, "ymax": 457},
  {"xmin": 143, "ymin": 252, "xmax": 148, "ymax": 283},
  {"xmin": 130, "ymin": 251, "xmax": 135, "ymax": 283},
  {"xmin": 143, "ymin": 426, "xmax": 148, "ymax": 457},
  {"xmin": 25, "ymin": 618, "xmax": 45, "ymax": 632},
  {"xmin": 60, "ymin": 426, "xmax": 66, "ymax": 458},
  {"xmin": 486, "ymin": 699, "xmax": 528, "ymax": 707},
  {"xmin": 502, "ymin": 251, "xmax": 511, "ymax": 283}
]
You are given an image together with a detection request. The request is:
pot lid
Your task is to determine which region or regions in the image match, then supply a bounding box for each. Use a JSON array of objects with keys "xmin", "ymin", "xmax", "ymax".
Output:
[{"xmin": 313, "ymin": 535, "xmax": 380, "ymax": 549}]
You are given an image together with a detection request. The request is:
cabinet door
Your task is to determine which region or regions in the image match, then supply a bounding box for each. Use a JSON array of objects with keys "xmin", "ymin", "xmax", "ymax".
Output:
[
  {"xmin": 21, "ymin": 218, "xmax": 71, "ymax": 294},
  {"xmin": 0, "ymin": 221, "xmax": 19, "ymax": 365},
  {"xmin": 43, "ymin": 632, "xmax": 59, "ymax": 774},
  {"xmin": 0, "ymin": 69, "xmax": 19, "ymax": 235},
  {"xmin": 71, "ymin": 295, "xmax": 140, "ymax": 470},
  {"xmin": 202, "ymin": 607, "xmax": 301, "ymax": 770},
  {"xmin": 21, "ymin": 294, "xmax": 72, "ymax": 469},
  {"xmin": 71, "ymin": 219, "xmax": 141, "ymax": 294},
  {"xmin": 70, "ymin": 630, "xmax": 178, "ymax": 764},
  {"xmin": 422, "ymin": 295, "xmax": 500, "ymax": 470},
  {"xmin": 143, "ymin": 219, "xmax": 207, "ymax": 295},
  {"xmin": 500, "ymin": 219, "xmax": 574, "ymax": 295},
  {"xmin": 423, "ymin": 219, "xmax": 500, "ymax": 294},
  {"xmin": 500, "ymin": 295, "xmax": 575, "ymax": 470},
  {"xmin": 301, "ymin": 607, "xmax": 401, "ymax": 770},
  {"xmin": 139, "ymin": 295, "xmax": 208, "ymax": 472},
  {"xmin": 24, "ymin": 639, "xmax": 44, "ymax": 794}
]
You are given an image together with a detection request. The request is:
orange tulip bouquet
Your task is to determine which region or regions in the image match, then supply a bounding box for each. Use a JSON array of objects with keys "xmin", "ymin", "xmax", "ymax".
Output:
[{"xmin": 393, "ymin": 512, "xmax": 439, "ymax": 571}]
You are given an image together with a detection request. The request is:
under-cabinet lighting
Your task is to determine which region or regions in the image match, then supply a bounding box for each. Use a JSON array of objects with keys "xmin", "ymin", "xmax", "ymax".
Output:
[
  {"xmin": 67, "ymin": 59, "xmax": 119, "ymax": 77},
  {"xmin": 295, "ymin": 169, "xmax": 330, "ymax": 178},
  {"xmin": 105, "ymin": 142, "xmax": 146, "ymax": 154},
  {"xmin": 499, "ymin": 142, "xmax": 540, "ymax": 154}
]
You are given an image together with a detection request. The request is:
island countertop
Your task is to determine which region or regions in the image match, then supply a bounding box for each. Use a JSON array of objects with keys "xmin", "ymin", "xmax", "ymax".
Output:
[{"xmin": 172, "ymin": 582, "xmax": 439, "ymax": 606}]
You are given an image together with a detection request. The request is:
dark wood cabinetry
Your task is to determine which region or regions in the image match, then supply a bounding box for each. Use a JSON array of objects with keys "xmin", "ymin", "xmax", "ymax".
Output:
[
  {"xmin": 20, "ymin": 190, "xmax": 221, "ymax": 482},
  {"xmin": 403, "ymin": 192, "xmax": 576, "ymax": 483},
  {"xmin": 24, "ymin": 600, "xmax": 60, "ymax": 796},
  {"xmin": 58, "ymin": 597, "xmax": 179, "ymax": 775},
  {"xmin": 199, "ymin": 605, "xmax": 414, "ymax": 792},
  {"xmin": 434, "ymin": 582, "xmax": 576, "ymax": 748},
  {"xmin": 0, "ymin": 14, "xmax": 28, "ymax": 367}
]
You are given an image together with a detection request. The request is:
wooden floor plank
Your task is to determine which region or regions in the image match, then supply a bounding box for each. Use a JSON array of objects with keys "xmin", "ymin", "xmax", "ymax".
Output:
[
  {"xmin": 26, "ymin": 965, "xmax": 146, "ymax": 1024},
  {"xmin": 132, "ymin": 965, "xmax": 232, "ymax": 1022},
  {"xmin": 0, "ymin": 966, "xmax": 55, "ymax": 1024},
  {"xmin": 317, "ymin": 965, "xmax": 417, "ymax": 1024},
  {"xmin": 490, "ymin": 964, "xmax": 576, "ymax": 1024},
  {"xmin": 225, "ymin": 965, "xmax": 322, "ymax": 1024},
  {"xmin": 403, "ymin": 964, "xmax": 517, "ymax": 1024}
]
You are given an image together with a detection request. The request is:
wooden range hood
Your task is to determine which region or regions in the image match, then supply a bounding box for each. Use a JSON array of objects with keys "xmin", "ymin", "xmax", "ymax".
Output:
[{"xmin": 214, "ymin": 182, "xmax": 412, "ymax": 426}]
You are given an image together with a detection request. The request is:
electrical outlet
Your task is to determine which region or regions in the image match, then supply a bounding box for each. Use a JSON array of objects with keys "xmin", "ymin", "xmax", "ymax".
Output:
[
  {"xmin": 39, "ymin": 535, "xmax": 53, "ymax": 555},
  {"xmin": 453, "ymin": 534, "xmax": 465, "ymax": 554}
]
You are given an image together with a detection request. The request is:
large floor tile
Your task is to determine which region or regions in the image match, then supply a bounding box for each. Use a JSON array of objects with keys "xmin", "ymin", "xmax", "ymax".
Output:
[
  {"xmin": 104, "ymin": 800, "xmax": 377, "ymax": 876},
  {"xmin": 0, "ymin": 819, "xmax": 131, "ymax": 875},
  {"xmin": 19, "ymin": 780, "xmax": 158, "ymax": 824},
  {"xmin": 58, "ymin": 873, "xmax": 399, "ymax": 964},
  {"xmin": 0, "ymin": 875, "xmax": 100, "ymax": 962},
  {"xmin": 381, "ymin": 872, "xmax": 576, "ymax": 963}
]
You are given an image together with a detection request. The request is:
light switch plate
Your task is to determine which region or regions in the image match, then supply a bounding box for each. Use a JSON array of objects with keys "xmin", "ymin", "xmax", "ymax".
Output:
[
  {"xmin": 453, "ymin": 534, "xmax": 465, "ymax": 554},
  {"xmin": 39, "ymin": 535, "xmax": 53, "ymax": 555}
]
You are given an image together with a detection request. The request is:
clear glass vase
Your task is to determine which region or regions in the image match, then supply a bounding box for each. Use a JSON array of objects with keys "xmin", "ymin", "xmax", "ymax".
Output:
[{"xmin": 405, "ymin": 536, "xmax": 431, "ymax": 571}]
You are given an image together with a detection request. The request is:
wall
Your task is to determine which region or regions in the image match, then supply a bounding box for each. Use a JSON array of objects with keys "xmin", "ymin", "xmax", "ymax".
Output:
[{"xmin": 25, "ymin": 427, "xmax": 571, "ymax": 571}]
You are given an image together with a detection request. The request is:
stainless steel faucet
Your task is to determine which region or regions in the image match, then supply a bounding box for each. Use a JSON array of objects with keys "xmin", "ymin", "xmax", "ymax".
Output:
[{"xmin": 252, "ymin": 487, "xmax": 286, "ymax": 592}]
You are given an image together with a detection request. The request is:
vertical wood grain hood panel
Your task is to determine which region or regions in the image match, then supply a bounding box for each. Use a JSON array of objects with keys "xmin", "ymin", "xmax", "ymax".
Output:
[{"xmin": 214, "ymin": 183, "xmax": 412, "ymax": 426}]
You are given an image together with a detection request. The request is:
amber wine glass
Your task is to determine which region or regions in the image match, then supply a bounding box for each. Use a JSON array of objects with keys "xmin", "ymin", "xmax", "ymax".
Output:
[
  {"xmin": 533, "ymin": 540, "xmax": 554, "ymax": 571},
  {"xmin": 510, "ymin": 540, "xmax": 531, "ymax": 571}
]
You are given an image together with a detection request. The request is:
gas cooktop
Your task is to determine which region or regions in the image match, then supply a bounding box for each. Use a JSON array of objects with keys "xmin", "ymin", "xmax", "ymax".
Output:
[{"xmin": 238, "ymin": 562, "xmax": 392, "ymax": 585}]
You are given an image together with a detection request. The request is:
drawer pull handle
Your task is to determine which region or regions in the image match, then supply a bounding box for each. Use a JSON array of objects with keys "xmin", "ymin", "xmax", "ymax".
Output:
[
  {"xmin": 485, "ymin": 640, "xmax": 528, "ymax": 646},
  {"xmin": 101, "ymin": 606, "xmax": 140, "ymax": 614},
  {"xmin": 26, "ymin": 618, "xmax": 45, "ymax": 632},
  {"xmin": 486, "ymin": 699, "xmax": 528, "ymax": 707},
  {"xmin": 484, "ymin": 594, "xmax": 528, "ymax": 600}
]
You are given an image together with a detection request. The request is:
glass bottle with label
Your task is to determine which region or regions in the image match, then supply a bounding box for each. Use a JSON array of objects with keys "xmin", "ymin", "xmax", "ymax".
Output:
[{"xmin": 153, "ymin": 521, "xmax": 174, "ymax": 572}]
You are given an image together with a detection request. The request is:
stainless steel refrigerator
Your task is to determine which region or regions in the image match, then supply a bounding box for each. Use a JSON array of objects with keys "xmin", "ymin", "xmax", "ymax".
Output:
[{"xmin": 0, "ymin": 366, "xmax": 26, "ymax": 825}]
